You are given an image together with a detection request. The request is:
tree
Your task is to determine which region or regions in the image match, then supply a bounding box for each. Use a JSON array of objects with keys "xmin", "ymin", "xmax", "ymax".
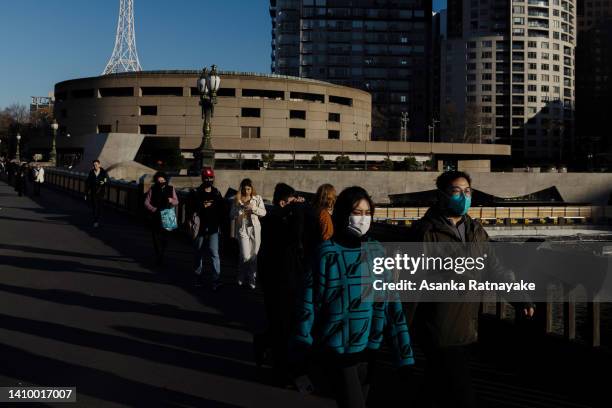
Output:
[
  {"xmin": 311, "ymin": 153, "xmax": 324, "ymax": 169},
  {"xmin": 382, "ymin": 156, "xmax": 394, "ymax": 171},
  {"xmin": 262, "ymin": 152, "xmax": 275, "ymax": 168},
  {"xmin": 402, "ymin": 156, "xmax": 420, "ymax": 171},
  {"xmin": 335, "ymin": 155, "xmax": 351, "ymax": 170}
]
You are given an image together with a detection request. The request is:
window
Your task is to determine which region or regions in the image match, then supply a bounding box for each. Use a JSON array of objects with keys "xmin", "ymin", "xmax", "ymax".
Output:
[
  {"xmin": 141, "ymin": 87, "xmax": 183, "ymax": 96},
  {"xmin": 191, "ymin": 87, "xmax": 236, "ymax": 97},
  {"xmin": 139, "ymin": 125, "xmax": 157, "ymax": 135},
  {"xmin": 97, "ymin": 125, "xmax": 112, "ymax": 133},
  {"xmin": 328, "ymin": 130, "xmax": 340, "ymax": 139},
  {"xmin": 400, "ymin": 95, "xmax": 407, "ymax": 103},
  {"xmin": 140, "ymin": 106, "xmax": 158, "ymax": 116},
  {"xmin": 290, "ymin": 110, "xmax": 306, "ymax": 120},
  {"xmin": 328, "ymin": 112, "xmax": 341, "ymax": 122},
  {"xmin": 241, "ymin": 127, "xmax": 260, "ymax": 139},
  {"xmin": 99, "ymin": 87, "xmax": 134, "ymax": 97},
  {"xmin": 242, "ymin": 89, "xmax": 284, "ymax": 100},
  {"xmin": 329, "ymin": 95, "xmax": 353, "ymax": 106},
  {"xmin": 241, "ymin": 108, "xmax": 261, "ymax": 117},
  {"xmin": 290, "ymin": 92, "xmax": 324, "ymax": 103},
  {"xmin": 290, "ymin": 128, "xmax": 306, "ymax": 138},
  {"xmin": 72, "ymin": 89, "xmax": 95, "ymax": 99}
]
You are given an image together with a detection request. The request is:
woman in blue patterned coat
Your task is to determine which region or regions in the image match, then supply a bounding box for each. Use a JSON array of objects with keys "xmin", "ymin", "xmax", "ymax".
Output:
[{"xmin": 294, "ymin": 186, "xmax": 414, "ymax": 408}]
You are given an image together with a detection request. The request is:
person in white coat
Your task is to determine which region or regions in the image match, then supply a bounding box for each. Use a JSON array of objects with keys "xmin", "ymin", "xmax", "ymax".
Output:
[
  {"xmin": 32, "ymin": 164, "xmax": 45, "ymax": 196},
  {"xmin": 231, "ymin": 178, "xmax": 266, "ymax": 289}
]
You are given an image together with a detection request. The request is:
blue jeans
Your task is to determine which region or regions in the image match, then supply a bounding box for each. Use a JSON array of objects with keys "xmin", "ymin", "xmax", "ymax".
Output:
[{"xmin": 193, "ymin": 232, "xmax": 221, "ymax": 283}]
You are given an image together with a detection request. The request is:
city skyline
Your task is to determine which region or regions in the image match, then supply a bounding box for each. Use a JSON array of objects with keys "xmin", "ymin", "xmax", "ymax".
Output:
[{"xmin": 0, "ymin": 0, "xmax": 447, "ymax": 108}]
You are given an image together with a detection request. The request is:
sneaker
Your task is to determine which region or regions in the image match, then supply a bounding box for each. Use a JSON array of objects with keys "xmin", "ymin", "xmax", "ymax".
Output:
[
  {"xmin": 212, "ymin": 281, "xmax": 223, "ymax": 292},
  {"xmin": 237, "ymin": 279, "xmax": 244, "ymax": 287},
  {"xmin": 93, "ymin": 222, "xmax": 99, "ymax": 228},
  {"xmin": 249, "ymin": 283, "xmax": 256, "ymax": 290}
]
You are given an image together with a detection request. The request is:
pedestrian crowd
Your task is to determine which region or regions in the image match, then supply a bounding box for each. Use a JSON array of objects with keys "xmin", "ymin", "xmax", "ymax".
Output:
[{"xmin": 2, "ymin": 157, "xmax": 535, "ymax": 408}]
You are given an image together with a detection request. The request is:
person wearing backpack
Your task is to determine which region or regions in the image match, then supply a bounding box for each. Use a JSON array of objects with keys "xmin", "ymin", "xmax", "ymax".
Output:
[{"xmin": 144, "ymin": 171, "xmax": 179, "ymax": 266}]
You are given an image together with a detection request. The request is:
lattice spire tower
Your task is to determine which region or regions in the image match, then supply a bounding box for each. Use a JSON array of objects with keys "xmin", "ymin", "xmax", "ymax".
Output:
[{"xmin": 102, "ymin": 0, "xmax": 143, "ymax": 75}]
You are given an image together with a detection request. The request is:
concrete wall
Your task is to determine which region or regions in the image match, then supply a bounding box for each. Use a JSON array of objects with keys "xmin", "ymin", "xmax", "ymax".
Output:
[{"xmin": 163, "ymin": 170, "xmax": 612, "ymax": 205}]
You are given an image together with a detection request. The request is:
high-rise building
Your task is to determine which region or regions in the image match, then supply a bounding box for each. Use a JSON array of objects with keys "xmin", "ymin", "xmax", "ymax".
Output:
[
  {"xmin": 270, "ymin": 0, "xmax": 433, "ymax": 140},
  {"xmin": 576, "ymin": 0, "xmax": 612, "ymax": 168},
  {"xmin": 441, "ymin": 0, "xmax": 577, "ymax": 165}
]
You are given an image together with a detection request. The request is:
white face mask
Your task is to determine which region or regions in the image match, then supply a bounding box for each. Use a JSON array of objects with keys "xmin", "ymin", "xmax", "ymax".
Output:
[{"xmin": 347, "ymin": 215, "xmax": 371, "ymax": 237}]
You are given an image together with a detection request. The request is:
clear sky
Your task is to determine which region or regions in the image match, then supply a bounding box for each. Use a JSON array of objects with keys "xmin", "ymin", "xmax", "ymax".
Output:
[{"xmin": 0, "ymin": 0, "xmax": 447, "ymax": 109}]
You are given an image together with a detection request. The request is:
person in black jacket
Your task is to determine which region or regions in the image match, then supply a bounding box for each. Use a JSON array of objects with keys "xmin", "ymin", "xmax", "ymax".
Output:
[
  {"xmin": 410, "ymin": 171, "xmax": 535, "ymax": 408},
  {"xmin": 145, "ymin": 171, "xmax": 179, "ymax": 265},
  {"xmin": 255, "ymin": 183, "xmax": 314, "ymax": 379},
  {"xmin": 84, "ymin": 160, "xmax": 109, "ymax": 228},
  {"xmin": 192, "ymin": 167, "xmax": 225, "ymax": 291},
  {"xmin": 14, "ymin": 163, "xmax": 28, "ymax": 197}
]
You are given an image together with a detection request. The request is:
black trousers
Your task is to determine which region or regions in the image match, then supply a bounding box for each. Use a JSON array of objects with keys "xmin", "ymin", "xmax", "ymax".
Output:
[
  {"xmin": 421, "ymin": 345, "xmax": 476, "ymax": 408},
  {"xmin": 33, "ymin": 182, "xmax": 41, "ymax": 196},
  {"xmin": 152, "ymin": 227, "xmax": 170, "ymax": 259},
  {"xmin": 91, "ymin": 196, "xmax": 103, "ymax": 223},
  {"xmin": 329, "ymin": 359, "xmax": 370, "ymax": 408}
]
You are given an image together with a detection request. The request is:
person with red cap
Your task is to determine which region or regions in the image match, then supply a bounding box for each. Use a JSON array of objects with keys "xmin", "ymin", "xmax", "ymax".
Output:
[{"xmin": 191, "ymin": 167, "xmax": 225, "ymax": 290}]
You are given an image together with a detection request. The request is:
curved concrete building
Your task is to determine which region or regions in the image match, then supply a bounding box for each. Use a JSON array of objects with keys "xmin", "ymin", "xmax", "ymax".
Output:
[{"xmin": 54, "ymin": 70, "xmax": 372, "ymax": 150}]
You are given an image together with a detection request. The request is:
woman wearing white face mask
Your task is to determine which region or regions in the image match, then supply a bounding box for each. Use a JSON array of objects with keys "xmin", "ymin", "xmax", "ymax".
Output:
[{"xmin": 293, "ymin": 186, "xmax": 414, "ymax": 408}]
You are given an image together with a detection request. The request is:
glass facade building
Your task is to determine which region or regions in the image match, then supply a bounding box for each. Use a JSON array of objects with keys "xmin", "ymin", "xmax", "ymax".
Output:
[{"xmin": 270, "ymin": 0, "xmax": 433, "ymax": 140}]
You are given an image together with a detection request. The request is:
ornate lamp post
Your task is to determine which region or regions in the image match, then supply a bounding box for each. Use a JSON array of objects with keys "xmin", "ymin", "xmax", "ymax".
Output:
[
  {"xmin": 50, "ymin": 119, "xmax": 59, "ymax": 166},
  {"xmin": 15, "ymin": 133, "xmax": 21, "ymax": 162},
  {"xmin": 195, "ymin": 65, "xmax": 221, "ymax": 170}
]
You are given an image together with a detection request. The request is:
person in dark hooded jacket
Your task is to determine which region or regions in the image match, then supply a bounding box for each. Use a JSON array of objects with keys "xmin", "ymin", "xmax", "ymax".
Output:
[
  {"xmin": 144, "ymin": 171, "xmax": 179, "ymax": 265},
  {"xmin": 409, "ymin": 170, "xmax": 535, "ymax": 408}
]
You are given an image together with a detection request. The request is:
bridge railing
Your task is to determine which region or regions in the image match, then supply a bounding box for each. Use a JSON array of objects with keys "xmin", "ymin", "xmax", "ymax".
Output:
[{"xmin": 43, "ymin": 169, "xmax": 606, "ymax": 349}]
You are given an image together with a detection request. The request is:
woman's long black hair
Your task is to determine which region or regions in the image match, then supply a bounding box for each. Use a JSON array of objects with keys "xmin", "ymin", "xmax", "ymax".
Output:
[{"xmin": 331, "ymin": 186, "xmax": 375, "ymax": 237}]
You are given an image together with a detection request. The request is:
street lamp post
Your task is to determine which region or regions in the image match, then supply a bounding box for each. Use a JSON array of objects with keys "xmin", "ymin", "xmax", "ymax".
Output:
[
  {"xmin": 50, "ymin": 120, "xmax": 59, "ymax": 166},
  {"xmin": 400, "ymin": 112, "xmax": 409, "ymax": 142},
  {"xmin": 477, "ymin": 124, "xmax": 482, "ymax": 144},
  {"xmin": 15, "ymin": 133, "xmax": 21, "ymax": 162},
  {"xmin": 195, "ymin": 65, "xmax": 221, "ymax": 171}
]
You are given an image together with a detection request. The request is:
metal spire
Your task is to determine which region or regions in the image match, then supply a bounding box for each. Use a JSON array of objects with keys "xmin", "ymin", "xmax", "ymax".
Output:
[{"xmin": 102, "ymin": 0, "xmax": 143, "ymax": 75}]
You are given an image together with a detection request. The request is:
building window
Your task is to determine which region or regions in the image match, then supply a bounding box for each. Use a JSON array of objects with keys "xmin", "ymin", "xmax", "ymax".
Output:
[
  {"xmin": 72, "ymin": 89, "xmax": 95, "ymax": 99},
  {"xmin": 328, "ymin": 130, "xmax": 340, "ymax": 139},
  {"xmin": 290, "ymin": 128, "xmax": 306, "ymax": 138},
  {"xmin": 400, "ymin": 95, "xmax": 407, "ymax": 103},
  {"xmin": 241, "ymin": 127, "xmax": 260, "ymax": 139},
  {"xmin": 290, "ymin": 110, "xmax": 306, "ymax": 119},
  {"xmin": 329, "ymin": 95, "xmax": 353, "ymax": 106},
  {"xmin": 140, "ymin": 106, "xmax": 158, "ymax": 116},
  {"xmin": 290, "ymin": 92, "xmax": 324, "ymax": 103},
  {"xmin": 99, "ymin": 87, "xmax": 134, "ymax": 97},
  {"xmin": 141, "ymin": 87, "xmax": 183, "ymax": 96},
  {"xmin": 242, "ymin": 89, "xmax": 284, "ymax": 100},
  {"xmin": 97, "ymin": 125, "xmax": 112, "ymax": 133},
  {"xmin": 241, "ymin": 108, "xmax": 261, "ymax": 117},
  {"xmin": 328, "ymin": 112, "xmax": 341, "ymax": 122},
  {"xmin": 191, "ymin": 87, "xmax": 236, "ymax": 97},
  {"xmin": 139, "ymin": 125, "xmax": 157, "ymax": 135}
]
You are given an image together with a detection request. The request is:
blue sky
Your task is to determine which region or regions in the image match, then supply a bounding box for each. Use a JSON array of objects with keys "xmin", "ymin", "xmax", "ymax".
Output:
[{"xmin": 0, "ymin": 0, "xmax": 446, "ymax": 108}]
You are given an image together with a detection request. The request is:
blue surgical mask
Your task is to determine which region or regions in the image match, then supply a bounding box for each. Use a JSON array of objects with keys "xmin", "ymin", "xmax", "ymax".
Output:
[{"xmin": 448, "ymin": 193, "xmax": 471, "ymax": 216}]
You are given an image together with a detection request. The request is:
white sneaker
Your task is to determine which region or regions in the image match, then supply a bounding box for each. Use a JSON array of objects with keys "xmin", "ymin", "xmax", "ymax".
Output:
[
  {"xmin": 237, "ymin": 279, "xmax": 244, "ymax": 287},
  {"xmin": 249, "ymin": 283, "xmax": 256, "ymax": 290}
]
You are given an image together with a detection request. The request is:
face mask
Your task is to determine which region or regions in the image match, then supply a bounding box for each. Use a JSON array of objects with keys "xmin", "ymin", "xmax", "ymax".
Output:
[
  {"xmin": 347, "ymin": 215, "xmax": 372, "ymax": 238},
  {"xmin": 203, "ymin": 180, "xmax": 213, "ymax": 188},
  {"xmin": 447, "ymin": 193, "xmax": 471, "ymax": 216}
]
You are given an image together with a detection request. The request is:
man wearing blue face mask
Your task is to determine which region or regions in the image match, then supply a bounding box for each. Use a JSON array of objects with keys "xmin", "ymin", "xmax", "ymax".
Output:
[{"xmin": 409, "ymin": 171, "xmax": 535, "ymax": 408}]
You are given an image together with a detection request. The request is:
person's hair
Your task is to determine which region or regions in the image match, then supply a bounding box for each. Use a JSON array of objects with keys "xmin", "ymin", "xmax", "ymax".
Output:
[
  {"xmin": 93, "ymin": 159, "xmax": 100, "ymax": 164},
  {"xmin": 153, "ymin": 171, "xmax": 168, "ymax": 184},
  {"xmin": 313, "ymin": 184, "xmax": 336, "ymax": 211},
  {"xmin": 435, "ymin": 171, "xmax": 472, "ymax": 191},
  {"xmin": 332, "ymin": 186, "xmax": 375, "ymax": 235},
  {"xmin": 273, "ymin": 183, "xmax": 296, "ymax": 206},
  {"xmin": 236, "ymin": 178, "xmax": 256, "ymax": 202}
]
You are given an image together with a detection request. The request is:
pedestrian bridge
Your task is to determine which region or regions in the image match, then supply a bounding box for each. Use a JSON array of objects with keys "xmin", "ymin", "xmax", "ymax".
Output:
[{"xmin": 0, "ymin": 172, "xmax": 609, "ymax": 407}]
